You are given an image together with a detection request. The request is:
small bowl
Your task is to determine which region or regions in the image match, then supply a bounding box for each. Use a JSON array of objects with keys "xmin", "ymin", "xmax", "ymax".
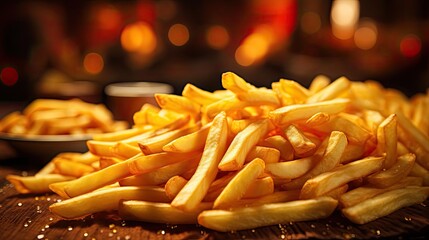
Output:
[
  {"xmin": 0, "ymin": 133, "xmax": 91, "ymax": 164},
  {"xmin": 105, "ymin": 82, "xmax": 173, "ymax": 124}
]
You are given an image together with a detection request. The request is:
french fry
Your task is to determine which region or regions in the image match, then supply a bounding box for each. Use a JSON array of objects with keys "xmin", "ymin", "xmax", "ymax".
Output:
[
  {"xmin": 92, "ymin": 127, "xmax": 147, "ymax": 141},
  {"xmin": 265, "ymin": 157, "xmax": 313, "ymax": 179},
  {"xmin": 99, "ymin": 156, "xmax": 123, "ymax": 169},
  {"xmin": 284, "ymin": 124, "xmax": 316, "ymax": 157},
  {"xmin": 203, "ymin": 96, "xmax": 250, "ymax": 119},
  {"xmin": 49, "ymin": 186, "xmax": 169, "ymax": 219},
  {"xmin": 308, "ymin": 75, "xmax": 330, "ymax": 94},
  {"xmin": 261, "ymin": 135, "xmax": 294, "ymax": 161},
  {"xmin": 342, "ymin": 186, "xmax": 429, "ymax": 224},
  {"xmin": 171, "ymin": 112, "xmax": 228, "ymax": 211},
  {"xmin": 284, "ymin": 131, "xmax": 347, "ymax": 190},
  {"xmin": 269, "ymin": 98, "xmax": 350, "ymax": 126},
  {"xmin": 214, "ymin": 158, "xmax": 265, "ymax": 209},
  {"xmin": 6, "ymin": 174, "xmax": 75, "ymax": 194},
  {"xmin": 138, "ymin": 125, "xmax": 198, "ymax": 154},
  {"xmin": 236, "ymin": 88, "xmax": 280, "ymax": 106},
  {"xmin": 396, "ymin": 110, "xmax": 429, "ymax": 152},
  {"xmin": 162, "ymin": 123, "xmax": 210, "ymax": 153},
  {"xmin": 119, "ymin": 200, "xmax": 212, "ymax": 224},
  {"xmin": 306, "ymin": 76, "xmax": 351, "ymax": 103},
  {"xmin": 114, "ymin": 142, "xmax": 141, "ymax": 159},
  {"xmin": 242, "ymin": 176, "xmax": 274, "ymax": 199},
  {"xmin": 410, "ymin": 162, "xmax": 429, "ymax": 186},
  {"xmin": 53, "ymin": 158, "xmax": 95, "ymax": 177},
  {"xmin": 245, "ymin": 146, "xmax": 280, "ymax": 164},
  {"xmin": 165, "ymin": 175, "xmax": 188, "ymax": 200},
  {"xmin": 0, "ymin": 111, "xmax": 24, "ymax": 132},
  {"xmin": 373, "ymin": 114, "xmax": 397, "ymax": 168},
  {"xmin": 300, "ymin": 156, "xmax": 384, "ymax": 199},
  {"xmin": 182, "ymin": 83, "xmax": 224, "ymax": 106},
  {"xmin": 366, "ymin": 153, "xmax": 415, "ymax": 188},
  {"xmin": 339, "ymin": 176, "xmax": 423, "ymax": 208},
  {"xmin": 198, "ymin": 197, "xmax": 338, "ymax": 232},
  {"xmin": 305, "ymin": 112, "xmax": 330, "ymax": 127},
  {"xmin": 231, "ymin": 190, "xmax": 300, "ymax": 208},
  {"xmin": 219, "ymin": 119, "xmax": 269, "ymax": 171},
  {"xmin": 221, "ymin": 72, "xmax": 255, "ymax": 93},
  {"xmin": 155, "ymin": 94, "xmax": 201, "ymax": 119}
]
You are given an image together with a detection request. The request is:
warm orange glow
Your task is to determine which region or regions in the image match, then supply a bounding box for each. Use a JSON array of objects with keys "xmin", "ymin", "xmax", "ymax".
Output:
[
  {"xmin": 168, "ymin": 24, "xmax": 190, "ymax": 46},
  {"xmin": 97, "ymin": 6, "xmax": 121, "ymax": 30},
  {"xmin": 301, "ymin": 12, "xmax": 321, "ymax": 34},
  {"xmin": 1, "ymin": 67, "xmax": 18, "ymax": 86},
  {"xmin": 206, "ymin": 25, "xmax": 230, "ymax": 50},
  {"xmin": 83, "ymin": 53, "xmax": 104, "ymax": 74},
  {"xmin": 121, "ymin": 22, "xmax": 157, "ymax": 54},
  {"xmin": 235, "ymin": 27, "xmax": 271, "ymax": 67},
  {"xmin": 354, "ymin": 20, "xmax": 378, "ymax": 50},
  {"xmin": 400, "ymin": 34, "xmax": 421, "ymax": 58},
  {"xmin": 331, "ymin": 0, "xmax": 360, "ymax": 40}
]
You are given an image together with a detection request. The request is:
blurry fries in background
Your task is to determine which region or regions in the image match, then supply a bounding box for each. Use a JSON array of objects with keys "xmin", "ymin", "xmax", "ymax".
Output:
[{"xmin": 5, "ymin": 71, "xmax": 429, "ymax": 231}]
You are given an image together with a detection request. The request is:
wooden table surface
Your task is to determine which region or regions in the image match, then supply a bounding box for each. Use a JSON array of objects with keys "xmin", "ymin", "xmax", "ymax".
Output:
[{"xmin": 1, "ymin": 155, "xmax": 429, "ymax": 239}]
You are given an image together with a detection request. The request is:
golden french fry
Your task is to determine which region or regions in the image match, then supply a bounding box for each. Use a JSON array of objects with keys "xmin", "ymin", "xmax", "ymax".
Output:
[
  {"xmin": 114, "ymin": 142, "xmax": 141, "ymax": 159},
  {"xmin": 396, "ymin": 110, "xmax": 429, "ymax": 152},
  {"xmin": 221, "ymin": 72, "xmax": 255, "ymax": 93},
  {"xmin": 133, "ymin": 104, "xmax": 160, "ymax": 126},
  {"xmin": 214, "ymin": 158, "xmax": 265, "ymax": 209},
  {"xmin": 339, "ymin": 176, "xmax": 423, "ymax": 208},
  {"xmin": 219, "ymin": 119, "xmax": 269, "ymax": 171},
  {"xmin": 231, "ymin": 190, "xmax": 300, "ymax": 208},
  {"xmin": 269, "ymin": 98, "xmax": 350, "ymax": 126},
  {"xmin": 128, "ymin": 152, "xmax": 200, "ymax": 175},
  {"xmin": 87, "ymin": 140, "xmax": 117, "ymax": 157},
  {"xmin": 155, "ymin": 93, "xmax": 201, "ymax": 118},
  {"xmin": 284, "ymin": 125, "xmax": 316, "ymax": 157},
  {"xmin": 163, "ymin": 123, "xmax": 210, "ymax": 153},
  {"xmin": 204, "ymin": 96, "xmax": 250, "ymax": 119},
  {"xmin": 261, "ymin": 135, "xmax": 294, "ymax": 161},
  {"xmin": 265, "ymin": 157, "xmax": 312, "ymax": 179},
  {"xmin": 243, "ymin": 176, "xmax": 274, "ymax": 199},
  {"xmin": 342, "ymin": 186, "xmax": 429, "ymax": 224},
  {"xmin": 182, "ymin": 83, "xmax": 223, "ymax": 106},
  {"xmin": 53, "ymin": 158, "xmax": 94, "ymax": 177},
  {"xmin": 229, "ymin": 119, "xmax": 256, "ymax": 135},
  {"xmin": 138, "ymin": 125, "xmax": 198, "ymax": 154},
  {"xmin": 373, "ymin": 114, "xmax": 397, "ymax": 168},
  {"xmin": 6, "ymin": 174, "xmax": 75, "ymax": 194},
  {"xmin": 305, "ymin": 112, "xmax": 330, "ymax": 127},
  {"xmin": 284, "ymin": 131, "xmax": 347, "ymax": 190},
  {"xmin": 300, "ymin": 156, "xmax": 384, "ymax": 199},
  {"xmin": 306, "ymin": 76, "xmax": 351, "ymax": 103},
  {"xmin": 236, "ymin": 88, "xmax": 280, "ymax": 106},
  {"xmin": 119, "ymin": 200, "xmax": 212, "ymax": 224},
  {"xmin": 308, "ymin": 75, "xmax": 330, "ymax": 94},
  {"xmin": 119, "ymin": 157, "xmax": 200, "ymax": 186},
  {"xmin": 278, "ymin": 79, "xmax": 310, "ymax": 104},
  {"xmin": 165, "ymin": 175, "xmax": 188, "ymax": 200},
  {"xmin": 198, "ymin": 197, "xmax": 338, "ymax": 232},
  {"xmin": 245, "ymin": 146, "xmax": 280, "ymax": 164},
  {"xmin": 49, "ymin": 186, "xmax": 169, "ymax": 219},
  {"xmin": 171, "ymin": 112, "xmax": 228, "ymax": 211},
  {"xmin": 367, "ymin": 153, "xmax": 415, "ymax": 188},
  {"xmin": 99, "ymin": 156, "xmax": 123, "ymax": 169}
]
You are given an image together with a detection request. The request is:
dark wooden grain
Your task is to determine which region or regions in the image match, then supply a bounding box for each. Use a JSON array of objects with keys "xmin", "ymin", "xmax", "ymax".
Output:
[{"xmin": 1, "ymin": 161, "xmax": 429, "ymax": 240}]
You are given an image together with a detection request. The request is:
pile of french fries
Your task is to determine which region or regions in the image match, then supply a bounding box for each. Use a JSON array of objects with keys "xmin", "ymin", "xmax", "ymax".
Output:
[
  {"xmin": 0, "ymin": 98, "xmax": 127, "ymax": 136},
  {"xmin": 6, "ymin": 72, "xmax": 429, "ymax": 232}
]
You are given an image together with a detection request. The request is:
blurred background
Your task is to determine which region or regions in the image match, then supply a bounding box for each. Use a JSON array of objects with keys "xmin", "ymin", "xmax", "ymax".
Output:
[{"xmin": 0, "ymin": 0, "xmax": 428, "ymax": 108}]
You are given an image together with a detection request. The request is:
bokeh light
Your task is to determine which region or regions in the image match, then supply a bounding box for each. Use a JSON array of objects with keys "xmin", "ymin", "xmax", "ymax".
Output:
[
  {"xmin": 168, "ymin": 24, "xmax": 190, "ymax": 46},
  {"xmin": 331, "ymin": 0, "xmax": 360, "ymax": 40},
  {"xmin": 400, "ymin": 34, "xmax": 421, "ymax": 58},
  {"xmin": 206, "ymin": 25, "xmax": 230, "ymax": 50},
  {"xmin": 354, "ymin": 19, "xmax": 378, "ymax": 50},
  {"xmin": 83, "ymin": 52, "xmax": 104, "ymax": 74},
  {"xmin": 121, "ymin": 21, "xmax": 157, "ymax": 54},
  {"xmin": 1, "ymin": 67, "xmax": 19, "ymax": 86}
]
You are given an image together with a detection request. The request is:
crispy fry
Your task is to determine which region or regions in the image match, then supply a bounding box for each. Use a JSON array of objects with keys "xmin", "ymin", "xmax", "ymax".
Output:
[
  {"xmin": 245, "ymin": 146, "xmax": 280, "ymax": 164},
  {"xmin": 165, "ymin": 175, "xmax": 188, "ymax": 200},
  {"xmin": 306, "ymin": 76, "xmax": 351, "ymax": 103},
  {"xmin": 6, "ymin": 174, "xmax": 75, "ymax": 194},
  {"xmin": 49, "ymin": 186, "xmax": 169, "ymax": 219},
  {"xmin": 198, "ymin": 197, "xmax": 338, "ymax": 232},
  {"xmin": 171, "ymin": 112, "xmax": 228, "ymax": 211},
  {"xmin": 367, "ymin": 153, "xmax": 415, "ymax": 188},
  {"xmin": 269, "ymin": 98, "xmax": 350, "ymax": 126},
  {"xmin": 342, "ymin": 187, "xmax": 429, "ymax": 224},
  {"xmin": 300, "ymin": 156, "xmax": 384, "ymax": 199},
  {"xmin": 221, "ymin": 72, "xmax": 255, "ymax": 93},
  {"xmin": 53, "ymin": 158, "xmax": 95, "ymax": 177},
  {"xmin": 182, "ymin": 83, "xmax": 224, "ymax": 106},
  {"xmin": 261, "ymin": 135, "xmax": 294, "ymax": 161},
  {"xmin": 163, "ymin": 123, "xmax": 210, "ymax": 153},
  {"xmin": 214, "ymin": 158, "xmax": 265, "ymax": 209},
  {"xmin": 219, "ymin": 119, "xmax": 269, "ymax": 171},
  {"xmin": 284, "ymin": 125, "xmax": 316, "ymax": 157},
  {"xmin": 155, "ymin": 93, "xmax": 201, "ymax": 118},
  {"xmin": 373, "ymin": 114, "xmax": 397, "ymax": 168},
  {"xmin": 265, "ymin": 157, "xmax": 312, "ymax": 179}
]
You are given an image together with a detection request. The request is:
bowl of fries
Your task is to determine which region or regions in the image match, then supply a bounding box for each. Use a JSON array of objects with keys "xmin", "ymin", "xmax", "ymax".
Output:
[{"xmin": 0, "ymin": 98, "xmax": 128, "ymax": 162}]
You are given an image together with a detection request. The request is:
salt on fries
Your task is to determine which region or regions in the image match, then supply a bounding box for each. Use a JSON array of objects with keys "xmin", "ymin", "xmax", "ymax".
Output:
[
  {"xmin": 0, "ymin": 98, "xmax": 127, "ymax": 135},
  {"xmin": 5, "ymin": 72, "xmax": 429, "ymax": 232}
]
